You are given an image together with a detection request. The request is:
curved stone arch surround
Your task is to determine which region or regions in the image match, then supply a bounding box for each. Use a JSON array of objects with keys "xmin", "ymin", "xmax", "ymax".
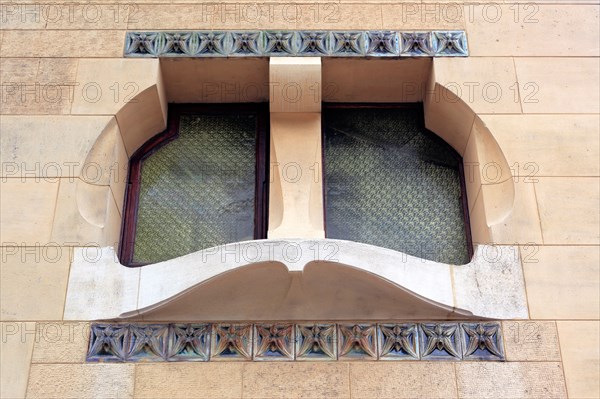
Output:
[{"xmin": 62, "ymin": 57, "xmax": 528, "ymax": 322}]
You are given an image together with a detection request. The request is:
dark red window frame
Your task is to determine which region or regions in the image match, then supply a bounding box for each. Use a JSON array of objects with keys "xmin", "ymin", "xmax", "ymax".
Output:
[{"xmin": 119, "ymin": 103, "xmax": 270, "ymax": 267}]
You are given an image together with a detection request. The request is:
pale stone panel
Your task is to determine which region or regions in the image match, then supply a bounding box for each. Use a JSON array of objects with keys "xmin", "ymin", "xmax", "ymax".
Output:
[
  {"xmin": 296, "ymin": 3, "xmax": 382, "ymax": 29},
  {"xmin": 479, "ymin": 176, "xmax": 515, "ymax": 229},
  {"xmin": 0, "ymin": 5, "xmax": 47, "ymax": 29},
  {"xmin": 514, "ymin": 58, "xmax": 600, "ymax": 114},
  {"xmin": 0, "ymin": 115, "xmax": 113, "ymax": 178},
  {"xmin": 0, "ymin": 80, "xmax": 73, "ymax": 114},
  {"xmin": 26, "ymin": 364, "xmax": 135, "ymax": 399},
  {"xmin": 488, "ymin": 180, "xmax": 544, "ymax": 245},
  {"xmin": 126, "ymin": 4, "xmax": 212, "ymax": 30},
  {"xmin": 50, "ymin": 178, "xmax": 121, "ymax": 247},
  {"xmin": 350, "ymin": 362, "xmax": 457, "ymax": 398},
  {"xmin": 31, "ymin": 322, "xmax": 89, "ymax": 363},
  {"xmin": 128, "ymin": 3, "xmax": 293, "ymax": 30},
  {"xmin": 0, "ymin": 322, "xmax": 35, "ymax": 399},
  {"xmin": 110, "ymin": 124, "xmax": 128, "ymax": 215},
  {"xmin": 0, "ymin": 179, "xmax": 59, "ymax": 245},
  {"xmin": 456, "ymin": 362, "xmax": 567, "ymax": 398},
  {"xmin": 0, "ymin": 58, "xmax": 39, "ymax": 82},
  {"xmin": 557, "ymin": 321, "xmax": 600, "ymax": 399},
  {"xmin": 0, "ymin": 247, "xmax": 70, "ymax": 320},
  {"xmin": 468, "ymin": 189, "xmax": 492, "ymax": 244},
  {"xmin": 44, "ymin": 4, "xmax": 129, "ymax": 29},
  {"xmin": 0, "ymin": 30, "xmax": 125, "ymax": 58},
  {"xmin": 268, "ymin": 113, "xmax": 324, "ymax": 238},
  {"xmin": 135, "ymin": 363, "xmax": 243, "ymax": 398},
  {"xmin": 71, "ymin": 58, "xmax": 160, "ymax": 115},
  {"xmin": 453, "ymin": 245, "xmax": 528, "ymax": 319},
  {"xmin": 424, "ymin": 83, "xmax": 475, "ymax": 156},
  {"xmin": 322, "ymin": 58, "xmax": 430, "ymax": 103},
  {"xmin": 72, "ymin": 58, "xmax": 167, "ymax": 156},
  {"xmin": 243, "ymin": 363, "xmax": 350, "ymax": 398},
  {"xmin": 463, "ymin": 129, "xmax": 480, "ymax": 211},
  {"xmin": 75, "ymin": 117, "xmax": 128, "ymax": 214},
  {"xmin": 382, "ymin": 2, "xmax": 465, "ymax": 29},
  {"xmin": 269, "ymin": 58, "xmax": 321, "ymax": 113},
  {"xmin": 480, "ymin": 114, "xmax": 600, "ymax": 177},
  {"xmin": 160, "ymin": 58, "xmax": 269, "ymax": 103},
  {"xmin": 63, "ymin": 247, "xmax": 140, "ymax": 320},
  {"xmin": 208, "ymin": 3, "xmax": 296, "ymax": 29},
  {"xmin": 36, "ymin": 58, "xmax": 78, "ymax": 82},
  {"xmin": 433, "ymin": 57, "xmax": 522, "ymax": 114},
  {"xmin": 523, "ymin": 246, "xmax": 600, "ymax": 319},
  {"xmin": 502, "ymin": 321, "xmax": 561, "ymax": 361},
  {"xmin": 535, "ymin": 177, "xmax": 600, "ymax": 244},
  {"xmin": 467, "ymin": 116, "xmax": 513, "ymax": 188},
  {"xmin": 0, "ymin": 58, "xmax": 77, "ymax": 114},
  {"xmin": 465, "ymin": 4, "xmax": 600, "ymax": 56}
]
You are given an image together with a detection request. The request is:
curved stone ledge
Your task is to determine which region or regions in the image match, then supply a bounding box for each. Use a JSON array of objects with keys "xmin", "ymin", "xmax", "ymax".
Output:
[{"xmin": 63, "ymin": 239, "xmax": 528, "ymax": 321}]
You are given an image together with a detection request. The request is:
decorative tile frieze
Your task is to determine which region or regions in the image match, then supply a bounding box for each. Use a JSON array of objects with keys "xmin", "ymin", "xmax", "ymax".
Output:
[
  {"xmin": 296, "ymin": 323, "xmax": 337, "ymax": 361},
  {"xmin": 378, "ymin": 323, "xmax": 419, "ymax": 360},
  {"xmin": 124, "ymin": 31, "xmax": 468, "ymax": 58},
  {"xmin": 87, "ymin": 321, "xmax": 502, "ymax": 363}
]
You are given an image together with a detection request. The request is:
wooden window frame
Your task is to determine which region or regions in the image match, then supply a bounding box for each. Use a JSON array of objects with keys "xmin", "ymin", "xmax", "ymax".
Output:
[
  {"xmin": 119, "ymin": 103, "xmax": 270, "ymax": 267},
  {"xmin": 321, "ymin": 102, "xmax": 474, "ymax": 260}
]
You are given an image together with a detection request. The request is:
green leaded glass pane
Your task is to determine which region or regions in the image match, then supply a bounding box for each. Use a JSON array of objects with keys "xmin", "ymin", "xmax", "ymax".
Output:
[
  {"xmin": 133, "ymin": 114, "xmax": 257, "ymax": 264},
  {"xmin": 324, "ymin": 107, "xmax": 469, "ymax": 264}
]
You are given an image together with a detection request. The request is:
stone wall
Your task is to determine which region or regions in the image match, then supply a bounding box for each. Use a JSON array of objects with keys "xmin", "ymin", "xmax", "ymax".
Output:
[{"xmin": 1, "ymin": 1, "xmax": 599, "ymax": 398}]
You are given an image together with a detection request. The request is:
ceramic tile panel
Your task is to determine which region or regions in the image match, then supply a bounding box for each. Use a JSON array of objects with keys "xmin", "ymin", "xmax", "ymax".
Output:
[
  {"xmin": 124, "ymin": 30, "xmax": 468, "ymax": 57},
  {"xmin": 86, "ymin": 321, "xmax": 505, "ymax": 363}
]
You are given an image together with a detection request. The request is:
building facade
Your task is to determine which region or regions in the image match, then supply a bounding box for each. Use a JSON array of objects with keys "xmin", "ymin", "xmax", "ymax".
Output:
[{"xmin": 1, "ymin": 1, "xmax": 599, "ymax": 398}]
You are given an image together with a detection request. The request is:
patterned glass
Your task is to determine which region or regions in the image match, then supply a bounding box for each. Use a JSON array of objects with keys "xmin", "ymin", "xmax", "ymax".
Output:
[
  {"xmin": 324, "ymin": 107, "xmax": 469, "ymax": 264},
  {"xmin": 133, "ymin": 114, "xmax": 256, "ymax": 264}
]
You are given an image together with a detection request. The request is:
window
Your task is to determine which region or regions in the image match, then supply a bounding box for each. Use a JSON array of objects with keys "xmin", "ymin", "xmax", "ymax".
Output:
[
  {"xmin": 120, "ymin": 104, "xmax": 269, "ymax": 266},
  {"xmin": 323, "ymin": 104, "xmax": 472, "ymax": 264}
]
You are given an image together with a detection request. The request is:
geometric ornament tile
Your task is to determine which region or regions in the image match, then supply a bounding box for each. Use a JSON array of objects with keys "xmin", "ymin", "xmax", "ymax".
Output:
[
  {"xmin": 378, "ymin": 323, "xmax": 420, "ymax": 360},
  {"xmin": 434, "ymin": 31, "xmax": 468, "ymax": 56},
  {"xmin": 86, "ymin": 324, "xmax": 129, "ymax": 362},
  {"xmin": 211, "ymin": 324, "xmax": 252, "ymax": 361},
  {"xmin": 419, "ymin": 323, "xmax": 462, "ymax": 360},
  {"xmin": 168, "ymin": 324, "xmax": 211, "ymax": 361},
  {"xmin": 367, "ymin": 31, "xmax": 399, "ymax": 56},
  {"xmin": 254, "ymin": 324, "xmax": 294, "ymax": 361},
  {"xmin": 338, "ymin": 324, "xmax": 378, "ymax": 360},
  {"xmin": 399, "ymin": 32, "xmax": 435, "ymax": 56},
  {"xmin": 296, "ymin": 324, "xmax": 337, "ymax": 361},
  {"xmin": 460, "ymin": 322, "xmax": 505, "ymax": 360},
  {"xmin": 127, "ymin": 324, "xmax": 170, "ymax": 361}
]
